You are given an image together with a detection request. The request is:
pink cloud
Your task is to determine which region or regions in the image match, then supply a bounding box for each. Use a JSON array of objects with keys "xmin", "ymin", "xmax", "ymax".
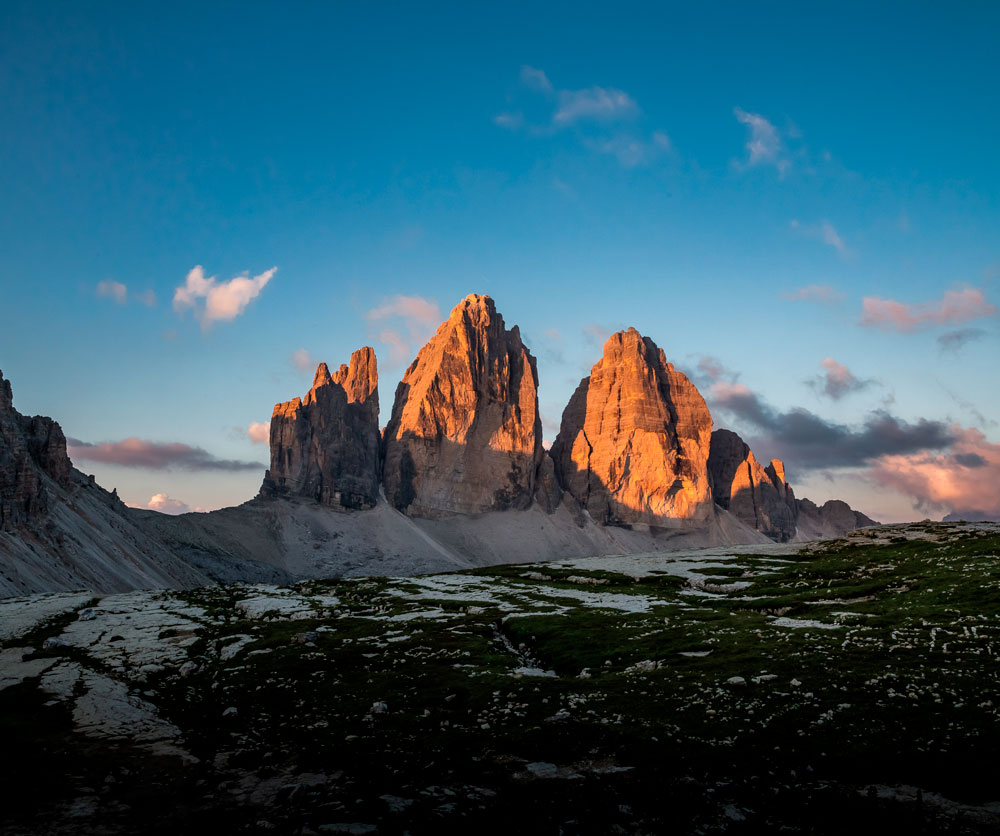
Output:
[
  {"xmin": 860, "ymin": 286, "xmax": 997, "ymax": 332},
  {"xmin": 247, "ymin": 422, "xmax": 270, "ymax": 444},
  {"xmin": 868, "ymin": 426, "xmax": 1000, "ymax": 518},
  {"xmin": 128, "ymin": 493, "xmax": 193, "ymax": 514},
  {"xmin": 67, "ymin": 437, "xmax": 263, "ymax": 471}
]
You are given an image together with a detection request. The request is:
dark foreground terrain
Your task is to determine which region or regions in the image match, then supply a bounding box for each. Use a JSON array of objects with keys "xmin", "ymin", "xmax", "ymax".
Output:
[{"xmin": 2, "ymin": 522, "xmax": 999, "ymax": 834}]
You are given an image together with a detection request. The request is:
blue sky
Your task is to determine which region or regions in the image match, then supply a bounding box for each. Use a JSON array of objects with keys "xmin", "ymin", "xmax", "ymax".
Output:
[{"xmin": 2, "ymin": 1, "xmax": 998, "ymax": 521}]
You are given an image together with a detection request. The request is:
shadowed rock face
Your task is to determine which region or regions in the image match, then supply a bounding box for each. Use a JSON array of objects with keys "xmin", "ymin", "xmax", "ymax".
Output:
[
  {"xmin": 1, "ymin": 369, "xmax": 72, "ymax": 531},
  {"xmin": 382, "ymin": 294, "xmax": 542, "ymax": 517},
  {"xmin": 551, "ymin": 328, "xmax": 714, "ymax": 526},
  {"xmin": 260, "ymin": 348, "xmax": 380, "ymax": 510},
  {"xmin": 796, "ymin": 497, "xmax": 878, "ymax": 533},
  {"xmin": 708, "ymin": 429, "xmax": 797, "ymax": 542}
]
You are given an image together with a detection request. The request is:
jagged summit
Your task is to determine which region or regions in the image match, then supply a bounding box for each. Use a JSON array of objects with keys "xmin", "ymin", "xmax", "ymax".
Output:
[
  {"xmin": 551, "ymin": 328, "xmax": 714, "ymax": 526},
  {"xmin": 708, "ymin": 429, "xmax": 797, "ymax": 542},
  {"xmin": 261, "ymin": 348, "xmax": 381, "ymax": 509},
  {"xmin": 382, "ymin": 293, "xmax": 542, "ymax": 517}
]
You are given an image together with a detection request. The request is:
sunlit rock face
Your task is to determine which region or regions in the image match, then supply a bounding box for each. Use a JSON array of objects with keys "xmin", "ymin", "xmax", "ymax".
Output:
[
  {"xmin": 1, "ymin": 369, "xmax": 72, "ymax": 531},
  {"xmin": 708, "ymin": 429, "xmax": 798, "ymax": 542},
  {"xmin": 382, "ymin": 294, "xmax": 543, "ymax": 517},
  {"xmin": 260, "ymin": 348, "xmax": 381, "ymax": 510},
  {"xmin": 551, "ymin": 328, "xmax": 714, "ymax": 526}
]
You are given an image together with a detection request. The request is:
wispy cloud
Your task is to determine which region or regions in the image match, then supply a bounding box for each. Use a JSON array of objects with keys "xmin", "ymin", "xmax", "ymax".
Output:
[
  {"xmin": 734, "ymin": 107, "xmax": 788, "ymax": 173},
  {"xmin": 586, "ymin": 131, "xmax": 670, "ymax": 167},
  {"xmin": 67, "ymin": 437, "xmax": 264, "ymax": 471},
  {"xmin": 97, "ymin": 280, "xmax": 127, "ymax": 304},
  {"xmin": 96, "ymin": 280, "xmax": 157, "ymax": 307},
  {"xmin": 860, "ymin": 286, "xmax": 997, "ymax": 332},
  {"xmin": 496, "ymin": 67, "xmax": 668, "ymax": 169},
  {"xmin": 582, "ymin": 324, "xmax": 612, "ymax": 346},
  {"xmin": 493, "ymin": 111, "xmax": 524, "ymax": 130},
  {"xmin": 173, "ymin": 265, "xmax": 276, "ymax": 328},
  {"xmin": 790, "ymin": 219, "xmax": 849, "ymax": 256},
  {"xmin": 554, "ymin": 86, "xmax": 639, "ymax": 125},
  {"xmin": 782, "ymin": 284, "xmax": 845, "ymax": 304},
  {"xmin": 807, "ymin": 358, "xmax": 876, "ymax": 400},
  {"xmin": 247, "ymin": 421, "xmax": 270, "ymax": 444},
  {"xmin": 938, "ymin": 327, "xmax": 987, "ymax": 353},
  {"xmin": 290, "ymin": 348, "xmax": 313, "ymax": 371},
  {"xmin": 520, "ymin": 65, "xmax": 552, "ymax": 93},
  {"xmin": 365, "ymin": 294, "xmax": 442, "ymax": 365}
]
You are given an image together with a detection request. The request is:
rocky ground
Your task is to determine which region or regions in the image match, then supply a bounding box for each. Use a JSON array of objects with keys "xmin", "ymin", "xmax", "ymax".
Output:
[{"xmin": 2, "ymin": 521, "xmax": 999, "ymax": 834}]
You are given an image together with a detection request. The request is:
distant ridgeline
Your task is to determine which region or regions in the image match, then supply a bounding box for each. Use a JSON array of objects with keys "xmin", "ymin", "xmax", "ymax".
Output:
[
  {"xmin": 0, "ymin": 293, "xmax": 875, "ymax": 597},
  {"xmin": 258, "ymin": 294, "xmax": 875, "ymax": 539}
]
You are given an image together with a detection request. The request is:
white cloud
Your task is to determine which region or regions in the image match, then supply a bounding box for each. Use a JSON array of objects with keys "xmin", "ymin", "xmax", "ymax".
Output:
[
  {"xmin": 555, "ymin": 86, "xmax": 638, "ymax": 125},
  {"xmin": 135, "ymin": 289, "xmax": 157, "ymax": 307},
  {"xmin": 247, "ymin": 421, "xmax": 270, "ymax": 444},
  {"xmin": 97, "ymin": 280, "xmax": 128, "ymax": 304},
  {"xmin": 734, "ymin": 107, "xmax": 788, "ymax": 173},
  {"xmin": 291, "ymin": 348, "xmax": 313, "ymax": 371},
  {"xmin": 131, "ymin": 493, "xmax": 193, "ymax": 515},
  {"xmin": 173, "ymin": 265, "xmax": 276, "ymax": 327}
]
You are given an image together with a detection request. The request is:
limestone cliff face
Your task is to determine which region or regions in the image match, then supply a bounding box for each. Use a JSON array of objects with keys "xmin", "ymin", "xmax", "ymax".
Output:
[
  {"xmin": 260, "ymin": 348, "xmax": 381, "ymax": 510},
  {"xmin": 1, "ymin": 369, "xmax": 72, "ymax": 531},
  {"xmin": 707, "ymin": 429, "xmax": 797, "ymax": 542},
  {"xmin": 382, "ymin": 294, "xmax": 542, "ymax": 517},
  {"xmin": 551, "ymin": 328, "xmax": 714, "ymax": 526}
]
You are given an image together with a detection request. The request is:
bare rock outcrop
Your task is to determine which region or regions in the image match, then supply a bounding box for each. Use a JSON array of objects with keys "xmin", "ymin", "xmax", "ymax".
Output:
[
  {"xmin": 0, "ymin": 370, "xmax": 213, "ymax": 595},
  {"xmin": 551, "ymin": 328, "xmax": 714, "ymax": 526},
  {"xmin": 260, "ymin": 348, "xmax": 381, "ymax": 510},
  {"xmin": 533, "ymin": 451, "xmax": 563, "ymax": 514},
  {"xmin": 382, "ymin": 294, "xmax": 542, "ymax": 517},
  {"xmin": 1, "ymin": 370, "xmax": 72, "ymax": 531},
  {"xmin": 707, "ymin": 429, "xmax": 797, "ymax": 542},
  {"xmin": 795, "ymin": 498, "xmax": 878, "ymax": 540}
]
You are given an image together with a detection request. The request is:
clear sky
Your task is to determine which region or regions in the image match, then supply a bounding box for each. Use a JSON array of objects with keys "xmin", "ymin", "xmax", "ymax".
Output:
[{"xmin": 2, "ymin": 1, "xmax": 998, "ymax": 522}]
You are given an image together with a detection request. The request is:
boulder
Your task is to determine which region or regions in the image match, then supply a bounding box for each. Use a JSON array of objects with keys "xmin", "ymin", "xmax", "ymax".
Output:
[
  {"xmin": 260, "ymin": 348, "xmax": 381, "ymax": 509},
  {"xmin": 551, "ymin": 328, "xmax": 714, "ymax": 526},
  {"xmin": 382, "ymin": 294, "xmax": 542, "ymax": 516}
]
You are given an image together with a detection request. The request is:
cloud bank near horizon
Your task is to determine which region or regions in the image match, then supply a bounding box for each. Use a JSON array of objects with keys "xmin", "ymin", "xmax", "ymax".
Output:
[{"xmin": 68, "ymin": 437, "xmax": 264, "ymax": 472}]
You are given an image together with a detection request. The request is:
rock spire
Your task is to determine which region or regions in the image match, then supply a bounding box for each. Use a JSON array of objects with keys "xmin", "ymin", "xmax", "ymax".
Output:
[
  {"xmin": 260, "ymin": 347, "xmax": 380, "ymax": 509},
  {"xmin": 551, "ymin": 328, "xmax": 714, "ymax": 526},
  {"xmin": 381, "ymin": 294, "xmax": 543, "ymax": 517}
]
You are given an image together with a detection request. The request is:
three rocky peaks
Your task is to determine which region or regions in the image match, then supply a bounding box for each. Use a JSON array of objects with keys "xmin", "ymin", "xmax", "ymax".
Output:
[{"xmin": 259, "ymin": 294, "xmax": 874, "ymax": 541}]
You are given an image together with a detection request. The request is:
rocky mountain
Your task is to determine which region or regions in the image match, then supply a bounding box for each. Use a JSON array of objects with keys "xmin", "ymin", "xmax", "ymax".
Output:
[
  {"xmin": 382, "ymin": 294, "xmax": 543, "ymax": 517},
  {"xmin": 260, "ymin": 348, "xmax": 380, "ymax": 509},
  {"xmin": 0, "ymin": 370, "xmax": 216, "ymax": 596},
  {"xmin": 551, "ymin": 328, "xmax": 714, "ymax": 527},
  {"xmin": 708, "ymin": 428, "xmax": 877, "ymax": 541},
  {"xmin": 795, "ymin": 498, "xmax": 878, "ymax": 540},
  {"xmin": 708, "ymin": 429, "xmax": 798, "ymax": 542},
  {"xmin": 1, "ymin": 294, "xmax": 882, "ymax": 597}
]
